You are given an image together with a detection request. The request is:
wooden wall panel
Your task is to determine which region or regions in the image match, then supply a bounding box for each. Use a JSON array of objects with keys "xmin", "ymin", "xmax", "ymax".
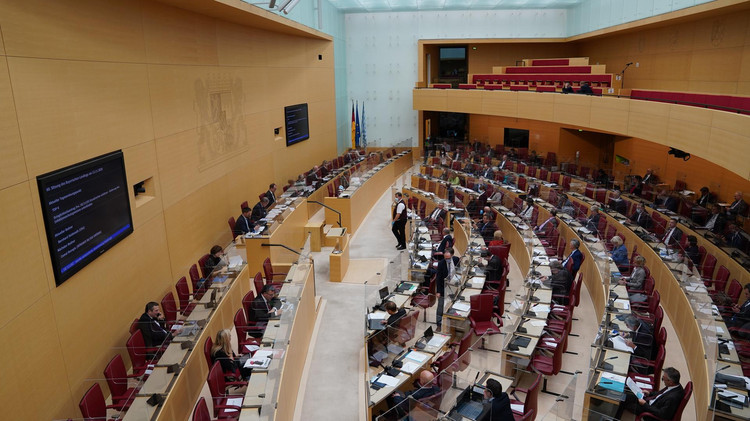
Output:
[
  {"xmin": 0, "ymin": 182, "xmax": 50, "ymax": 329},
  {"xmin": 517, "ymin": 93, "xmax": 554, "ymax": 122},
  {"xmin": 589, "ymin": 95, "xmax": 630, "ymax": 135},
  {"xmin": 552, "ymin": 94, "xmax": 592, "ymax": 128},
  {"xmin": 0, "ymin": 56, "xmax": 27, "ymax": 189},
  {"xmin": 0, "ymin": 0, "xmax": 337, "ymax": 418},
  {"xmin": 626, "ymin": 99, "xmax": 670, "ymax": 144},
  {"xmin": 142, "ymin": 1, "xmax": 220, "ymax": 65},
  {"xmin": 8, "ymin": 57, "xmax": 154, "ymax": 177}
]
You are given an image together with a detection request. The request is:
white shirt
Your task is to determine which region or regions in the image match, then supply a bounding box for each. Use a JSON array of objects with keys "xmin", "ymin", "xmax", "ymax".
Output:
[
  {"xmin": 447, "ymin": 258, "xmax": 456, "ymax": 279},
  {"xmin": 648, "ymin": 385, "xmax": 679, "ymax": 405},
  {"xmin": 430, "ymin": 208, "xmax": 442, "ymax": 220},
  {"xmin": 394, "ymin": 201, "xmax": 406, "ymax": 218},
  {"xmin": 664, "ymin": 227, "xmax": 676, "ymax": 244},
  {"xmin": 705, "ymin": 214, "xmax": 718, "ymax": 230}
]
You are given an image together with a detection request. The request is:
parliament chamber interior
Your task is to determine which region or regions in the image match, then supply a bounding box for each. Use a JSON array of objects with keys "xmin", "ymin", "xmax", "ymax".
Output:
[{"xmin": 2, "ymin": 0, "xmax": 750, "ymax": 420}]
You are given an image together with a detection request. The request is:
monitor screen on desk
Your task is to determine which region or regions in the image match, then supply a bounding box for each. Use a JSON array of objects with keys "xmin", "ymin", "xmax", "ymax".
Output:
[
  {"xmin": 284, "ymin": 103, "xmax": 309, "ymax": 146},
  {"xmin": 37, "ymin": 151, "xmax": 133, "ymax": 286}
]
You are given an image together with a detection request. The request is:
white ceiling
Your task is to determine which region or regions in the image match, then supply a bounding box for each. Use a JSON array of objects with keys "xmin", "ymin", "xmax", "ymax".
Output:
[{"xmin": 327, "ymin": 0, "xmax": 584, "ymax": 13}]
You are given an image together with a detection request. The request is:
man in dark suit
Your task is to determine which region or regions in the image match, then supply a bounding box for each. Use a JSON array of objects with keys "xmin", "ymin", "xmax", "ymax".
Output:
[
  {"xmin": 642, "ymin": 168, "xmax": 657, "ymax": 185},
  {"xmin": 498, "ymin": 154, "xmax": 510, "ymax": 170},
  {"xmin": 249, "ymin": 284, "xmax": 281, "ymax": 323},
  {"xmin": 235, "ymin": 207, "xmax": 253, "ymax": 235},
  {"xmin": 621, "ymin": 367, "xmax": 684, "ymax": 420},
  {"xmin": 662, "ymin": 218, "xmax": 683, "ymax": 247},
  {"xmin": 562, "ymin": 239, "xmax": 583, "ymax": 276},
  {"xmin": 623, "ymin": 315, "xmax": 653, "ymax": 359},
  {"xmin": 578, "ymin": 81, "xmax": 594, "ymax": 95},
  {"xmin": 482, "ymin": 378, "xmax": 514, "ymax": 421},
  {"xmin": 138, "ymin": 302, "xmax": 177, "ymax": 348},
  {"xmin": 729, "ymin": 191, "xmax": 748, "ymax": 220},
  {"xmin": 660, "ymin": 193, "xmax": 679, "ymax": 213},
  {"xmin": 477, "ymin": 213, "xmax": 498, "ymax": 244},
  {"xmin": 583, "ymin": 206, "xmax": 601, "ymax": 235},
  {"xmin": 426, "ymin": 202, "xmax": 448, "ymax": 227},
  {"xmin": 480, "ymin": 164, "xmax": 494, "ymax": 180},
  {"xmin": 727, "ymin": 284, "xmax": 750, "ymax": 328},
  {"xmin": 251, "ymin": 197, "xmax": 269, "ymax": 224},
  {"xmin": 435, "ymin": 228, "xmax": 453, "ymax": 257},
  {"xmin": 608, "ymin": 190, "xmax": 627, "ymax": 215},
  {"xmin": 546, "ymin": 261, "xmax": 573, "ymax": 303},
  {"xmin": 696, "ymin": 186, "xmax": 712, "ymax": 207},
  {"xmin": 435, "ymin": 248, "xmax": 460, "ymax": 332},
  {"xmin": 383, "ymin": 301, "xmax": 407, "ymax": 327},
  {"xmin": 702, "ymin": 204, "xmax": 727, "ymax": 233},
  {"xmin": 724, "ymin": 223, "xmax": 746, "ymax": 249},
  {"xmin": 264, "ymin": 183, "xmax": 277, "ymax": 208}
]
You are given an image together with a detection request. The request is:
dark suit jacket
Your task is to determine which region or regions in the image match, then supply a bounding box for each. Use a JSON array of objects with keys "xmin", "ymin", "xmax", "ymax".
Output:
[
  {"xmin": 729, "ymin": 199, "xmax": 749, "ymax": 218},
  {"xmin": 585, "ymin": 213, "xmax": 600, "ymax": 235},
  {"xmin": 730, "ymin": 299, "xmax": 750, "ymax": 327},
  {"xmin": 662, "ymin": 227, "xmax": 683, "ymax": 246},
  {"xmin": 705, "ymin": 212, "xmax": 727, "ymax": 234},
  {"xmin": 609, "ymin": 198, "xmax": 627, "ymax": 215},
  {"xmin": 436, "ymin": 234, "xmax": 453, "ymax": 254},
  {"xmin": 696, "ymin": 193, "xmax": 711, "ymax": 207},
  {"xmin": 642, "ymin": 173, "xmax": 657, "ymax": 185},
  {"xmin": 481, "ymin": 169, "xmax": 494, "ymax": 179},
  {"xmin": 550, "ymin": 269, "xmax": 573, "ymax": 299},
  {"xmin": 631, "ymin": 321, "xmax": 653, "ymax": 359},
  {"xmin": 661, "ymin": 197, "xmax": 679, "ymax": 213},
  {"xmin": 138, "ymin": 313, "xmax": 170, "ymax": 348},
  {"xmin": 386, "ymin": 308, "xmax": 407, "ymax": 327},
  {"xmin": 485, "ymin": 392, "xmax": 514, "ymax": 421},
  {"xmin": 726, "ymin": 231, "xmax": 746, "ymax": 249},
  {"xmin": 427, "ymin": 208, "xmax": 447, "ymax": 224},
  {"xmin": 637, "ymin": 385, "xmax": 684, "ymax": 419},
  {"xmin": 235, "ymin": 214, "xmax": 252, "ymax": 235},
  {"xmin": 264, "ymin": 190, "xmax": 276, "ymax": 208},
  {"xmin": 436, "ymin": 256, "xmax": 460, "ymax": 295},
  {"xmin": 564, "ymin": 249, "xmax": 583, "ymax": 275},
  {"xmin": 251, "ymin": 202, "xmax": 267, "ymax": 224},
  {"xmin": 630, "ymin": 210, "xmax": 651, "ymax": 229},
  {"xmin": 249, "ymin": 295, "xmax": 274, "ymax": 322},
  {"xmin": 480, "ymin": 221, "xmax": 498, "ymax": 244},
  {"xmin": 685, "ymin": 245, "xmax": 700, "ymax": 266}
]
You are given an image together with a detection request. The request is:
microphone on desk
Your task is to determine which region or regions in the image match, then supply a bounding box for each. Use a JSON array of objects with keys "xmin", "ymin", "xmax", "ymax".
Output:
[
  {"xmin": 205, "ymin": 288, "xmax": 218, "ymax": 309},
  {"xmin": 605, "ymin": 356, "xmax": 619, "ymax": 361},
  {"xmin": 718, "ymin": 364, "xmax": 731, "ymax": 372},
  {"xmin": 625, "ymin": 62, "xmax": 633, "ymax": 66}
]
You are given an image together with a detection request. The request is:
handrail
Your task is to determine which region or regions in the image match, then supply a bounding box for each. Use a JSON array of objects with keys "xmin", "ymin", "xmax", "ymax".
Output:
[
  {"xmin": 260, "ymin": 242, "xmax": 304, "ymax": 256},
  {"xmin": 307, "ymin": 200, "xmax": 342, "ymax": 227}
]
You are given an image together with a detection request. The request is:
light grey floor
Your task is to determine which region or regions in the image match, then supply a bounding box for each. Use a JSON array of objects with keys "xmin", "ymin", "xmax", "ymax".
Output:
[{"xmin": 297, "ymin": 164, "xmax": 694, "ymax": 421}]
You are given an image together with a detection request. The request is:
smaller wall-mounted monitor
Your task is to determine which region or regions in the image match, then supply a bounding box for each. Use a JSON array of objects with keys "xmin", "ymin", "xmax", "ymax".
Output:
[
  {"xmin": 504, "ymin": 128, "xmax": 530, "ymax": 149},
  {"xmin": 37, "ymin": 151, "xmax": 133, "ymax": 286},
  {"xmin": 284, "ymin": 103, "xmax": 310, "ymax": 146}
]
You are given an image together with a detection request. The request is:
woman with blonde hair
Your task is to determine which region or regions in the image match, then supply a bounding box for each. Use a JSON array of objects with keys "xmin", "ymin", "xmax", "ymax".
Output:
[
  {"xmin": 211, "ymin": 329, "xmax": 252, "ymax": 380},
  {"xmin": 489, "ymin": 229, "xmax": 504, "ymax": 246}
]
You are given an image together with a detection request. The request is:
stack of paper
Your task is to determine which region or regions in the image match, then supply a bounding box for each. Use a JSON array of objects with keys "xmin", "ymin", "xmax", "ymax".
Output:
[{"xmin": 599, "ymin": 372, "xmax": 626, "ymax": 392}]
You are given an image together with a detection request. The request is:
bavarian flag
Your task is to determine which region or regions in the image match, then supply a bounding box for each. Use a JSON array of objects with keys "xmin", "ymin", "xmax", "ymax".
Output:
[{"xmin": 351, "ymin": 101, "xmax": 356, "ymax": 148}]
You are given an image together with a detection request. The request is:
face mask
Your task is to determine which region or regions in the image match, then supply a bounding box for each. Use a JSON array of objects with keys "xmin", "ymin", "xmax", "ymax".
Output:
[{"xmin": 479, "ymin": 210, "xmax": 484, "ymax": 215}]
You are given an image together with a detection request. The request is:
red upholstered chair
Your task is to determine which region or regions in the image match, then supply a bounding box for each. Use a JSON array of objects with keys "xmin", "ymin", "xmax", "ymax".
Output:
[
  {"xmin": 510, "ymin": 373, "xmax": 541, "ymax": 420},
  {"xmin": 103, "ymin": 354, "xmax": 140, "ymax": 411},
  {"xmin": 204, "ymin": 336, "xmax": 244, "ymax": 381},
  {"xmin": 198, "ymin": 254, "xmax": 212, "ymax": 278},
  {"xmin": 411, "ymin": 274, "xmax": 437, "ymax": 322},
  {"xmin": 192, "ymin": 397, "xmax": 217, "ymax": 421},
  {"xmin": 228, "ymin": 217, "xmax": 236, "ymax": 238},
  {"xmin": 125, "ymin": 330, "xmax": 160, "ymax": 377},
  {"xmin": 79, "ymin": 383, "xmax": 119, "ymax": 421},
  {"xmin": 419, "ymin": 201, "xmax": 427, "ymax": 219},
  {"xmin": 263, "ymin": 257, "xmax": 287, "ymax": 283},
  {"xmin": 175, "ymin": 276, "xmax": 196, "ymax": 317},
  {"xmin": 634, "ymin": 382, "xmax": 692, "ymax": 421},
  {"xmin": 469, "ymin": 294, "xmax": 502, "ymax": 346},
  {"xmin": 327, "ymin": 183, "xmax": 335, "ymax": 197},
  {"xmin": 233, "ymin": 309, "xmax": 262, "ymax": 352},
  {"xmin": 725, "ymin": 279, "xmax": 743, "ymax": 304},
  {"xmin": 160, "ymin": 291, "xmax": 182, "ymax": 329},
  {"xmin": 705, "ymin": 265, "xmax": 730, "ymax": 293},
  {"xmin": 700, "ymin": 254, "xmax": 718, "ymax": 285},
  {"xmin": 529, "ymin": 330, "xmax": 567, "ymax": 392},
  {"xmin": 628, "ymin": 344, "xmax": 665, "ymax": 392},
  {"xmin": 189, "ymin": 264, "xmax": 205, "ymax": 300},
  {"xmin": 207, "ymin": 362, "xmax": 245, "ymax": 419},
  {"xmin": 514, "ymin": 409, "xmax": 535, "ymax": 421}
]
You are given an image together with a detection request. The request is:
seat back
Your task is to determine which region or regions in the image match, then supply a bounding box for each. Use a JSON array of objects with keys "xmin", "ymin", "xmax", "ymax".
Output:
[
  {"xmin": 204, "ymin": 336, "xmax": 214, "ymax": 370},
  {"xmin": 79, "ymin": 383, "xmax": 106, "ymax": 420},
  {"xmin": 234, "ymin": 309, "xmax": 249, "ymax": 341},
  {"xmin": 517, "ymin": 409, "xmax": 535, "ymax": 421},
  {"xmin": 551, "ymin": 330, "xmax": 568, "ymax": 375},
  {"xmin": 556, "ymin": 238, "xmax": 566, "ymax": 259},
  {"xmin": 456, "ymin": 331, "xmax": 473, "ymax": 371},
  {"xmin": 104, "ymin": 354, "xmax": 128, "ymax": 399},
  {"xmin": 496, "ymin": 243, "xmax": 511, "ymax": 260},
  {"xmin": 160, "ymin": 291, "xmax": 178, "ymax": 325},
  {"xmin": 469, "ymin": 294, "xmax": 493, "ymax": 323},
  {"xmin": 198, "ymin": 254, "xmax": 211, "ymax": 278},
  {"xmin": 242, "ymin": 290, "xmax": 256, "ymax": 319},
  {"xmin": 189, "ymin": 264, "xmax": 201, "ymax": 291},
  {"xmin": 701, "ymin": 254, "xmax": 717, "ymax": 280},
  {"xmin": 573, "ymin": 273, "xmax": 583, "ymax": 307},
  {"xmin": 175, "ymin": 276, "xmax": 190, "ymax": 310},
  {"xmin": 727, "ymin": 279, "xmax": 742, "ymax": 303},
  {"xmin": 228, "ymin": 217, "xmax": 236, "ymax": 238},
  {"xmin": 713, "ymin": 265, "xmax": 730, "ymax": 292},
  {"xmin": 419, "ymin": 201, "xmax": 426, "ymax": 219},
  {"xmin": 192, "ymin": 397, "xmax": 212, "ymax": 421},
  {"xmin": 207, "ymin": 362, "xmax": 227, "ymax": 416},
  {"xmin": 126, "ymin": 330, "xmax": 148, "ymax": 373},
  {"xmin": 262, "ymin": 257, "xmax": 274, "ymax": 281},
  {"xmin": 672, "ymin": 382, "xmax": 693, "ymax": 421},
  {"xmin": 525, "ymin": 373, "xmax": 542, "ymax": 415},
  {"xmin": 652, "ymin": 305, "xmax": 664, "ymax": 336},
  {"xmin": 240, "ymin": 200, "xmax": 248, "ymax": 211},
  {"xmin": 253, "ymin": 272, "xmax": 264, "ymax": 295},
  {"xmin": 653, "ymin": 345, "xmax": 666, "ymax": 391}
]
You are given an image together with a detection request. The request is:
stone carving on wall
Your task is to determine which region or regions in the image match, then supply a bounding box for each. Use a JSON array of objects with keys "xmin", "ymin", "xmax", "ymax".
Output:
[{"xmin": 194, "ymin": 73, "xmax": 248, "ymax": 170}]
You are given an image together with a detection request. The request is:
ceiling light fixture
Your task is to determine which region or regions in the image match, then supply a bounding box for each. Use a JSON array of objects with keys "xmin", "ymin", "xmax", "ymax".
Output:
[{"xmin": 282, "ymin": 0, "xmax": 301, "ymax": 13}]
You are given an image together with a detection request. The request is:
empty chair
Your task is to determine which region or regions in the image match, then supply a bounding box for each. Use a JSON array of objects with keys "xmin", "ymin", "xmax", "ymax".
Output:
[
  {"xmin": 233, "ymin": 308, "xmax": 262, "ymax": 351},
  {"xmin": 192, "ymin": 397, "xmax": 216, "ymax": 421},
  {"xmin": 510, "ymin": 373, "xmax": 541, "ymax": 420},
  {"xmin": 79, "ymin": 383, "xmax": 119, "ymax": 421},
  {"xmin": 529, "ymin": 330, "xmax": 568, "ymax": 393},
  {"xmin": 263, "ymin": 257, "xmax": 288, "ymax": 283},
  {"xmin": 126, "ymin": 330, "xmax": 162, "ymax": 377},
  {"xmin": 705, "ymin": 264, "xmax": 730, "ymax": 292},
  {"xmin": 160, "ymin": 291, "xmax": 181, "ymax": 329},
  {"xmin": 228, "ymin": 217, "xmax": 236, "ymax": 238},
  {"xmin": 411, "ymin": 275, "xmax": 437, "ymax": 322},
  {"xmin": 175, "ymin": 276, "xmax": 197, "ymax": 317},
  {"xmin": 189, "ymin": 264, "xmax": 205, "ymax": 300},
  {"xmin": 103, "ymin": 354, "xmax": 139, "ymax": 411},
  {"xmin": 469, "ymin": 294, "xmax": 502, "ymax": 347},
  {"xmin": 628, "ymin": 344, "xmax": 665, "ymax": 390}
]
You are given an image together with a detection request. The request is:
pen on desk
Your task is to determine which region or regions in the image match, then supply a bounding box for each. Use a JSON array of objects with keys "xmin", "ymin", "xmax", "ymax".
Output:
[
  {"xmin": 717, "ymin": 364, "xmax": 731, "ymax": 372},
  {"xmin": 605, "ymin": 356, "xmax": 619, "ymax": 360}
]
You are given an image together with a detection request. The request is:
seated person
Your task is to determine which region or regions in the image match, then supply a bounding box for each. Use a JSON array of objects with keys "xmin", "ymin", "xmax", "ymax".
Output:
[
  {"xmin": 619, "ymin": 256, "xmax": 646, "ymax": 291},
  {"xmin": 434, "ymin": 228, "xmax": 454, "ymax": 259},
  {"xmin": 702, "ymin": 204, "xmax": 727, "ymax": 233},
  {"xmin": 660, "ymin": 192, "xmax": 679, "ymax": 213},
  {"xmin": 724, "ymin": 223, "xmax": 746, "ymax": 249},
  {"xmin": 138, "ymin": 302, "xmax": 180, "ymax": 348},
  {"xmin": 264, "ymin": 183, "xmax": 277, "ymax": 208},
  {"xmin": 609, "ymin": 236, "xmax": 629, "ymax": 273},
  {"xmin": 578, "ymin": 81, "xmax": 594, "ymax": 94},
  {"xmin": 629, "ymin": 175, "xmax": 644, "ymax": 196},
  {"xmin": 211, "ymin": 329, "xmax": 252, "ymax": 380},
  {"xmin": 662, "ymin": 218, "xmax": 683, "ymax": 247},
  {"xmin": 488, "ymin": 229, "xmax": 504, "ymax": 247},
  {"xmin": 519, "ymin": 197, "xmax": 535, "ymax": 221},
  {"xmin": 619, "ymin": 367, "xmax": 684, "ymax": 420},
  {"xmin": 487, "ymin": 189, "xmax": 504, "ymax": 204},
  {"xmin": 620, "ymin": 315, "xmax": 653, "ymax": 359},
  {"xmin": 696, "ymin": 186, "xmax": 712, "ymax": 208},
  {"xmin": 426, "ymin": 202, "xmax": 448, "ymax": 226},
  {"xmin": 557, "ymin": 194, "xmax": 576, "ymax": 216},
  {"xmin": 544, "ymin": 261, "xmax": 573, "ymax": 302},
  {"xmin": 595, "ymin": 169, "xmax": 609, "ymax": 186},
  {"xmin": 684, "ymin": 235, "xmax": 700, "ymax": 266},
  {"xmin": 482, "ymin": 378, "xmax": 514, "ymax": 421},
  {"xmin": 630, "ymin": 203, "xmax": 652, "ymax": 229},
  {"xmin": 728, "ymin": 191, "xmax": 749, "ymax": 220},
  {"xmin": 249, "ymin": 285, "xmax": 282, "ymax": 323},
  {"xmin": 251, "ymin": 197, "xmax": 270, "ymax": 224},
  {"xmin": 608, "ymin": 190, "xmax": 627, "ymax": 214},
  {"xmin": 497, "ymin": 154, "xmax": 510, "ymax": 170},
  {"xmin": 203, "ymin": 245, "xmax": 227, "ymax": 276},
  {"xmin": 582, "ymin": 205, "xmax": 601, "ymax": 235},
  {"xmin": 476, "ymin": 213, "xmax": 498, "ymax": 244},
  {"xmin": 535, "ymin": 209, "xmax": 557, "ymax": 234},
  {"xmin": 726, "ymin": 283, "xmax": 750, "ymax": 328},
  {"xmin": 561, "ymin": 82, "xmax": 574, "ymax": 94},
  {"xmin": 235, "ymin": 207, "xmax": 253, "ymax": 235},
  {"xmin": 447, "ymin": 171, "xmax": 460, "ymax": 186},
  {"xmin": 562, "ymin": 239, "xmax": 583, "ymax": 276},
  {"xmin": 388, "ymin": 370, "xmax": 440, "ymax": 416},
  {"xmin": 382, "ymin": 301, "xmax": 406, "ymax": 328}
]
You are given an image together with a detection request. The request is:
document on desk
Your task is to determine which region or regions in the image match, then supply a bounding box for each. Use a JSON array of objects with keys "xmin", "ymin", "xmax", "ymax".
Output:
[
  {"xmin": 404, "ymin": 351, "xmax": 429, "ymax": 363},
  {"xmin": 368, "ymin": 313, "xmax": 386, "ymax": 320},
  {"xmin": 609, "ymin": 335, "xmax": 634, "ymax": 353},
  {"xmin": 378, "ymin": 375, "xmax": 399, "ymax": 387},
  {"xmin": 427, "ymin": 336, "xmax": 445, "ymax": 347},
  {"xmin": 453, "ymin": 302, "xmax": 471, "ymax": 312},
  {"xmin": 225, "ymin": 397, "xmax": 243, "ymax": 412},
  {"xmin": 228, "ymin": 255, "xmax": 244, "ymax": 268},
  {"xmin": 400, "ymin": 361, "xmax": 420, "ymax": 374},
  {"xmin": 599, "ymin": 372, "xmax": 626, "ymax": 392}
]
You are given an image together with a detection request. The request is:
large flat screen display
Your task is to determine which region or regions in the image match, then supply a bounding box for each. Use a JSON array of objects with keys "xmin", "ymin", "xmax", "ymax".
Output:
[
  {"xmin": 284, "ymin": 103, "xmax": 310, "ymax": 146},
  {"xmin": 37, "ymin": 151, "xmax": 133, "ymax": 286}
]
